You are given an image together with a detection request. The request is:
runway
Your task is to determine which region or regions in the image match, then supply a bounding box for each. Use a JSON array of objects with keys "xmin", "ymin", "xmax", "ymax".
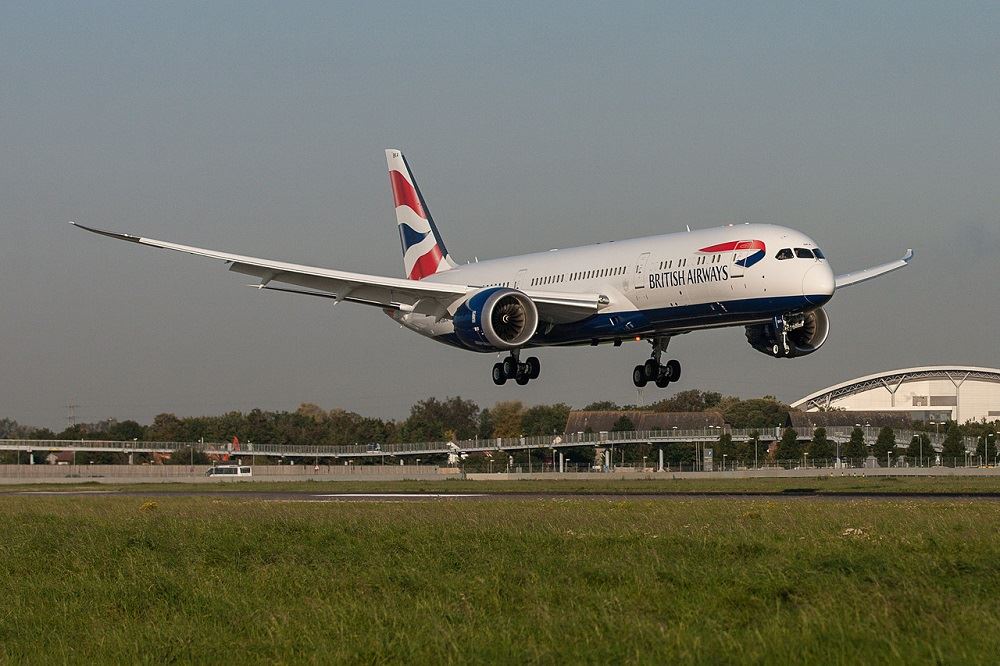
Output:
[{"xmin": 6, "ymin": 489, "xmax": 1000, "ymax": 501}]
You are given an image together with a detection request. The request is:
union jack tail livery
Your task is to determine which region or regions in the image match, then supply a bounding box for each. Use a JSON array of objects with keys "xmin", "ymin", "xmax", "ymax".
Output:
[{"xmin": 386, "ymin": 149, "xmax": 455, "ymax": 280}]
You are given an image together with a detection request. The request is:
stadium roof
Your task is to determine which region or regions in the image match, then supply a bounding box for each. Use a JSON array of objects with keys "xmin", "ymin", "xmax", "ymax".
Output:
[{"xmin": 792, "ymin": 366, "xmax": 1000, "ymax": 411}]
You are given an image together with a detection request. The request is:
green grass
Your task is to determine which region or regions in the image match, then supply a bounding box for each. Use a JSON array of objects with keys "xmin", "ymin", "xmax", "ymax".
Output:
[
  {"xmin": 2, "ymin": 496, "xmax": 999, "ymax": 663},
  {"xmin": 14, "ymin": 474, "xmax": 1000, "ymax": 495}
]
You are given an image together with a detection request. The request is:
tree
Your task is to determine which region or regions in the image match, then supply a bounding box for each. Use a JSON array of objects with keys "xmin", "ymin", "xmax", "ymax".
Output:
[
  {"xmin": 807, "ymin": 427, "xmax": 834, "ymax": 460},
  {"xmin": 490, "ymin": 401, "xmax": 524, "ymax": 438},
  {"xmin": 145, "ymin": 413, "xmax": 184, "ymax": 442},
  {"xmin": 477, "ymin": 409, "xmax": 493, "ymax": 440},
  {"xmin": 522, "ymin": 404, "xmax": 571, "ymax": 436},
  {"xmin": 611, "ymin": 415, "xmax": 635, "ymax": 432},
  {"xmin": 940, "ymin": 422, "xmax": 966, "ymax": 467},
  {"xmin": 165, "ymin": 446, "xmax": 210, "ymax": 465},
  {"xmin": 649, "ymin": 390, "xmax": 723, "ymax": 413},
  {"xmin": 842, "ymin": 427, "xmax": 866, "ymax": 462},
  {"xmin": 872, "ymin": 427, "xmax": 896, "ymax": 463},
  {"xmin": 975, "ymin": 432, "xmax": 996, "ymax": 464},
  {"xmin": 296, "ymin": 403, "xmax": 328, "ymax": 423},
  {"xmin": 722, "ymin": 398, "xmax": 789, "ymax": 429},
  {"xmin": 907, "ymin": 433, "xmax": 931, "ymax": 464},
  {"xmin": 399, "ymin": 397, "xmax": 479, "ymax": 442},
  {"xmin": 107, "ymin": 420, "xmax": 144, "ymax": 441},
  {"xmin": 775, "ymin": 428, "xmax": 801, "ymax": 463},
  {"xmin": 581, "ymin": 401, "xmax": 620, "ymax": 411}
]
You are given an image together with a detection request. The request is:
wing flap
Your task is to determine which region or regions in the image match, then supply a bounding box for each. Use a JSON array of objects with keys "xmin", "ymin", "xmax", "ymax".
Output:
[
  {"xmin": 71, "ymin": 221, "xmax": 472, "ymax": 308},
  {"xmin": 70, "ymin": 222, "xmax": 610, "ymax": 323}
]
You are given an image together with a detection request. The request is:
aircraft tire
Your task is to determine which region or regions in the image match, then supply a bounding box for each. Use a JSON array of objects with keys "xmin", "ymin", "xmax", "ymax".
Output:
[
  {"xmin": 655, "ymin": 375, "xmax": 670, "ymax": 389},
  {"xmin": 666, "ymin": 359, "xmax": 681, "ymax": 382},
  {"xmin": 632, "ymin": 365, "xmax": 648, "ymax": 387},
  {"xmin": 526, "ymin": 357, "xmax": 541, "ymax": 379},
  {"xmin": 492, "ymin": 363, "xmax": 507, "ymax": 385}
]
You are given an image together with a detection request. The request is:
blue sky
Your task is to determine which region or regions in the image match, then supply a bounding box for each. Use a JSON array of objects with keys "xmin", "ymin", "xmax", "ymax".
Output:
[{"xmin": 2, "ymin": 2, "xmax": 998, "ymax": 428}]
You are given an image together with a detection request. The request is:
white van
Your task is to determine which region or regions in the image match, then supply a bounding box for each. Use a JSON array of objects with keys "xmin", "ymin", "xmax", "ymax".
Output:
[{"xmin": 206, "ymin": 465, "xmax": 253, "ymax": 478}]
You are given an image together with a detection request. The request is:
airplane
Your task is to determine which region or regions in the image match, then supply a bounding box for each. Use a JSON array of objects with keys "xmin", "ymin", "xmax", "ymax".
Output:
[{"xmin": 72, "ymin": 149, "xmax": 912, "ymax": 388}]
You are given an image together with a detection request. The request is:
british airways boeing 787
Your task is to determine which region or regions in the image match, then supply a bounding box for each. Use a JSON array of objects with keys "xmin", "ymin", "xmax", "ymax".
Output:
[{"xmin": 72, "ymin": 149, "xmax": 912, "ymax": 388}]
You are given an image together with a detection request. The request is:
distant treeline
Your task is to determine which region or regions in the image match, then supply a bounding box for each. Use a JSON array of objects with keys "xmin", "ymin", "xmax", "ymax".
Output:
[{"xmin": 2, "ymin": 390, "xmax": 995, "ymax": 451}]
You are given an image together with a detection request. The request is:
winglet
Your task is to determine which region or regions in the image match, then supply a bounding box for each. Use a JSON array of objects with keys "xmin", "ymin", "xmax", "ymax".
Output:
[{"xmin": 69, "ymin": 221, "xmax": 143, "ymax": 244}]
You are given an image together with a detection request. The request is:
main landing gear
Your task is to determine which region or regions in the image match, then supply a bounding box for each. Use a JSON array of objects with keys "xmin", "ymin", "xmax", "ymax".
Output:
[
  {"xmin": 632, "ymin": 336, "xmax": 682, "ymax": 389},
  {"xmin": 492, "ymin": 349, "xmax": 540, "ymax": 386}
]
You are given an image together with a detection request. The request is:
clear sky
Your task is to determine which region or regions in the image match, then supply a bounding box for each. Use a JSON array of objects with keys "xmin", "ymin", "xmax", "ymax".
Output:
[{"xmin": 2, "ymin": 1, "xmax": 998, "ymax": 429}]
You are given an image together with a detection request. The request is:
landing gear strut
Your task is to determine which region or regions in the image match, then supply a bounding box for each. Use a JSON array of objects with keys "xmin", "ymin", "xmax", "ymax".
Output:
[
  {"xmin": 771, "ymin": 314, "xmax": 806, "ymax": 357},
  {"xmin": 492, "ymin": 349, "xmax": 540, "ymax": 386},
  {"xmin": 632, "ymin": 336, "xmax": 682, "ymax": 389}
]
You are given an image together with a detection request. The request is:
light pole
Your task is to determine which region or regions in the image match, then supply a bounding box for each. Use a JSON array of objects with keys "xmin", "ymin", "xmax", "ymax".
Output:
[
  {"xmin": 988, "ymin": 432, "xmax": 996, "ymax": 468},
  {"xmin": 722, "ymin": 453, "xmax": 727, "ymax": 471},
  {"xmin": 803, "ymin": 452, "xmax": 808, "ymax": 469}
]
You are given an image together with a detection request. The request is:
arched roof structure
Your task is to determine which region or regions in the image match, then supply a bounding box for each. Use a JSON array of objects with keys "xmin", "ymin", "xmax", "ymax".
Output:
[{"xmin": 792, "ymin": 366, "xmax": 1000, "ymax": 423}]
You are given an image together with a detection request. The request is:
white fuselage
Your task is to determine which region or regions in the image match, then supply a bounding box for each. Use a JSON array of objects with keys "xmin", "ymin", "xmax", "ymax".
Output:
[{"xmin": 391, "ymin": 223, "xmax": 836, "ymax": 350}]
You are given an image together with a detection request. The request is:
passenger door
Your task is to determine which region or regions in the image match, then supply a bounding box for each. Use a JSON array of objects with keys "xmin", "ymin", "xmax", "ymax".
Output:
[{"xmin": 632, "ymin": 252, "xmax": 651, "ymax": 302}]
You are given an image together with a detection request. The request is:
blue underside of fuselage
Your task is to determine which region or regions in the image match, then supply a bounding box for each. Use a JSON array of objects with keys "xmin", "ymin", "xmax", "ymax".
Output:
[{"xmin": 435, "ymin": 294, "xmax": 829, "ymax": 352}]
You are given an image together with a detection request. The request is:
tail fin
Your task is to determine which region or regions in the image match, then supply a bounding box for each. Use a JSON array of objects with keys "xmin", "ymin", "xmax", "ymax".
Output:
[{"xmin": 386, "ymin": 149, "xmax": 456, "ymax": 280}]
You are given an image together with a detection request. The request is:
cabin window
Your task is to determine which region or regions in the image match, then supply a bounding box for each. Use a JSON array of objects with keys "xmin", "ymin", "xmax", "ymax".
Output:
[
  {"xmin": 776, "ymin": 248, "xmax": 793, "ymax": 260},
  {"xmin": 795, "ymin": 248, "xmax": 814, "ymax": 259}
]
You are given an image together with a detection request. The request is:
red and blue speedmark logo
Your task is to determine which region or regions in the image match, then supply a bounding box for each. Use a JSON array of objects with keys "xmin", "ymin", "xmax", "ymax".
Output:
[
  {"xmin": 390, "ymin": 170, "xmax": 446, "ymax": 280},
  {"xmin": 698, "ymin": 240, "xmax": 766, "ymax": 268}
]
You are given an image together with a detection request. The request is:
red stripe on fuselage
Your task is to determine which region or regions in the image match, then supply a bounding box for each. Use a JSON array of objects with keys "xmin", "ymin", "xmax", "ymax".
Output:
[
  {"xmin": 408, "ymin": 244, "xmax": 444, "ymax": 280},
  {"xmin": 390, "ymin": 170, "xmax": 426, "ymax": 219},
  {"xmin": 698, "ymin": 240, "xmax": 765, "ymax": 253}
]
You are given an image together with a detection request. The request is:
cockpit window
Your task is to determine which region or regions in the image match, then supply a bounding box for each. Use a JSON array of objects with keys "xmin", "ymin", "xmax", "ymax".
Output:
[
  {"xmin": 795, "ymin": 248, "xmax": 814, "ymax": 259},
  {"xmin": 813, "ymin": 248, "xmax": 825, "ymax": 259},
  {"xmin": 776, "ymin": 248, "xmax": 793, "ymax": 260}
]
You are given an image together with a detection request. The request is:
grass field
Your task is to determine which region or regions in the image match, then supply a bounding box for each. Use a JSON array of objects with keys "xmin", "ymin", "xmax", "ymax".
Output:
[
  {"xmin": 2, "ymin": 495, "xmax": 999, "ymax": 664},
  {"xmin": 17, "ymin": 474, "xmax": 1000, "ymax": 495}
]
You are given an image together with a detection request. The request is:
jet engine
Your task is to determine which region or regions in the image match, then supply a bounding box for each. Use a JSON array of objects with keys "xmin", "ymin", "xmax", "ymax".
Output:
[
  {"xmin": 745, "ymin": 308, "xmax": 830, "ymax": 358},
  {"xmin": 452, "ymin": 287, "xmax": 539, "ymax": 351}
]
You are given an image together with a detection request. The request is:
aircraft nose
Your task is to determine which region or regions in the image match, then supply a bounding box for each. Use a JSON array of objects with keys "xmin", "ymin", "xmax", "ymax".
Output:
[{"xmin": 803, "ymin": 263, "xmax": 835, "ymax": 306}]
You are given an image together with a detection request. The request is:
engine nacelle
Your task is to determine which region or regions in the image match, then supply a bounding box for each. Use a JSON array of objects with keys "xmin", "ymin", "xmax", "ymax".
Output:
[
  {"xmin": 745, "ymin": 308, "xmax": 830, "ymax": 358},
  {"xmin": 453, "ymin": 287, "xmax": 539, "ymax": 351}
]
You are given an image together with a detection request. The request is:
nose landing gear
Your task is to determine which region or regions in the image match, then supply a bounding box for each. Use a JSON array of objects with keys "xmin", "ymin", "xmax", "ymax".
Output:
[
  {"xmin": 492, "ymin": 349, "xmax": 540, "ymax": 386},
  {"xmin": 632, "ymin": 336, "xmax": 682, "ymax": 388}
]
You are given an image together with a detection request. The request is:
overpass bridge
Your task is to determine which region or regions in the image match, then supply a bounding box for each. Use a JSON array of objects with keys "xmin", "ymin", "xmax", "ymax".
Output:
[{"xmin": 0, "ymin": 426, "xmax": 963, "ymax": 463}]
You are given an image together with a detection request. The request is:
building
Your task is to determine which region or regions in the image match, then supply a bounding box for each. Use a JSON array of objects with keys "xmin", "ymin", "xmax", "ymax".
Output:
[{"xmin": 792, "ymin": 366, "xmax": 1000, "ymax": 424}]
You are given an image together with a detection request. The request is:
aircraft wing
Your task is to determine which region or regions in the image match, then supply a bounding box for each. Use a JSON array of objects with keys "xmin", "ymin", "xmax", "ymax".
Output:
[
  {"xmin": 70, "ymin": 222, "xmax": 607, "ymax": 321},
  {"xmin": 834, "ymin": 249, "xmax": 913, "ymax": 289}
]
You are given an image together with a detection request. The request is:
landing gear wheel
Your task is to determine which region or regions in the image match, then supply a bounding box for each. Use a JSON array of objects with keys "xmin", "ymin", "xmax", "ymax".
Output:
[
  {"xmin": 492, "ymin": 363, "xmax": 507, "ymax": 385},
  {"xmin": 526, "ymin": 357, "xmax": 540, "ymax": 380},
  {"xmin": 503, "ymin": 356, "xmax": 518, "ymax": 378},
  {"xmin": 655, "ymin": 374, "xmax": 671, "ymax": 388},
  {"xmin": 643, "ymin": 358, "xmax": 659, "ymax": 380},
  {"xmin": 666, "ymin": 359, "xmax": 681, "ymax": 383},
  {"xmin": 772, "ymin": 344, "xmax": 781, "ymax": 357},
  {"xmin": 632, "ymin": 365, "xmax": 648, "ymax": 387},
  {"xmin": 515, "ymin": 374, "xmax": 530, "ymax": 385}
]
